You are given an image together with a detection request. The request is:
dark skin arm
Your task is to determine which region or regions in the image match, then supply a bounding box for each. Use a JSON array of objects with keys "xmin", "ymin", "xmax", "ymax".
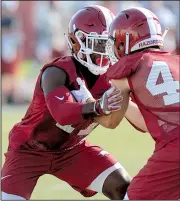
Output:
[
  {"xmin": 41, "ymin": 67, "xmax": 125, "ymax": 129},
  {"xmin": 41, "ymin": 66, "xmax": 94, "ymax": 118},
  {"xmin": 41, "ymin": 67, "xmax": 92, "ymax": 117},
  {"xmin": 41, "ymin": 66, "xmax": 67, "ymax": 96}
]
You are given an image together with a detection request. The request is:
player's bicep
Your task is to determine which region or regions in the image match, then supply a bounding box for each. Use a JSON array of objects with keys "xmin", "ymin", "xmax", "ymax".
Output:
[
  {"xmin": 41, "ymin": 66, "xmax": 68, "ymax": 96},
  {"xmin": 125, "ymin": 101, "xmax": 148, "ymax": 132}
]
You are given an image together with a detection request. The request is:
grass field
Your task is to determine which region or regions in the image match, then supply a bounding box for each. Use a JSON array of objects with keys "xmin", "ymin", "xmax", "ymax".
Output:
[{"xmin": 2, "ymin": 104, "xmax": 154, "ymax": 200}]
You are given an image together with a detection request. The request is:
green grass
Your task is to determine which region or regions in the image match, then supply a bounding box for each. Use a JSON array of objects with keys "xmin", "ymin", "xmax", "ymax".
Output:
[{"xmin": 2, "ymin": 105, "xmax": 154, "ymax": 200}]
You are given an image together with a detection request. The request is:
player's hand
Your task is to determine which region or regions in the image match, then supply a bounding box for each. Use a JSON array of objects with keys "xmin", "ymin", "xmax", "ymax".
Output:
[
  {"xmin": 95, "ymin": 85, "xmax": 123, "ymax": 115},
  {"xmin": 71, "ymin": 77, "xmax": 93, "ymax": 103}
]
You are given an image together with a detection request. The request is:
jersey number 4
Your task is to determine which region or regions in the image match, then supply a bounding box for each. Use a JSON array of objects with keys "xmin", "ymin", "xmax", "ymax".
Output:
[{"xmin": 146, "ymin": 61, "xmax": 180, "ymax": 105}]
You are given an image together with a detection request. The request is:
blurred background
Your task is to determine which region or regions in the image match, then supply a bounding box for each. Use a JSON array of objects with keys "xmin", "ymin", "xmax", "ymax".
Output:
[
  {"xmin": 1, "ymin": 1, "xmax": 179, "ymax": 200},
  {"xmin": 1, "ymin": 0, "xmax": 179, "ymax": 105}
]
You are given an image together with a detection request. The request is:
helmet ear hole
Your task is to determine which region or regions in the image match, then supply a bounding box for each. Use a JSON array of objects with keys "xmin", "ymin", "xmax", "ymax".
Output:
[
  {"xmin": 71, "ymin": 38, "xmax": 76, "ymax": 44},
  {"xmin": 72, "ymin": 44, "xmax": 79, "ymax": 54}
]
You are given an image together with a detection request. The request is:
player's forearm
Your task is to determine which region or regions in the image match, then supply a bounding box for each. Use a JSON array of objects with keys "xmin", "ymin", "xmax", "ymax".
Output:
[
  {"xmin": 94, "ymin": 89, "xmax": 130, "ymax": 129},
  {"xmin": 95, "ymin": 110, "xmax": 123, "ymax": 129},
  {"xmin": 99, "ymin": 78, "xmax": 131, "ymax": 129},
  {"xmin": 85, "ymin": 100, "xmax": 120, "ymax": 129},
  {"xmin": 85, "ymin": 98, "xmax": 112, "ymax": 128},
  {"xmin": 125, "ymin": 101, "xmax": 148, "ymax": 132},
  {"xmin": 45, "ymin": 87, "xmax": 82, "ymax": 125},
  {"xmin": 85, "ymin": 92, "xmax": 124, "ymax": 129},
  {"xmin": 95, "ymin": 78, "xmax": 131, "ymax": 129},
  {"xmin": 45, "ymin": 86, "xmax": 100, "ymax": 126}
]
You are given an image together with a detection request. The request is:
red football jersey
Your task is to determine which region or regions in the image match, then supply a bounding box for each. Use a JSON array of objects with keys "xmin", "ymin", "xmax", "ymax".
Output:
[
  {"xmin": 107, "ymin": 50, "xmax": 180, "ymax": 149},
  {"xmin": 8, "ymin": 56, "xmax": 110, "ymax": 151}
]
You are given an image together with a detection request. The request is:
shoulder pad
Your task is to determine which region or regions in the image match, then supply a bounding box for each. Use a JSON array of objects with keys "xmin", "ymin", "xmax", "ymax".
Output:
[
  {"xmin": 107, "ymin": 52, "xmax": 144, "ymax": 80},
  {"xmin": 41, "ymin": 56, "xmax": 77, "ymax": 85}
]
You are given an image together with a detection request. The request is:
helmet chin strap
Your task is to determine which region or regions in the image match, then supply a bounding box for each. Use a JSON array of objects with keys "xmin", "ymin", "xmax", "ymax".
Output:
[
  {"xmin": 80, "ymin": 54, "xmax": 109, "ymax": 75},
  {"xmin": 71, "ymin": 50, "xmax": 108, "ymax": 75}
]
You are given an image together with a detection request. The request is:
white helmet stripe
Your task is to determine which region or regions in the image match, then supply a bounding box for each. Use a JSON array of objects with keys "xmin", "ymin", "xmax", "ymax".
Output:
[
  {"xmin": 133, "ymin": 7, "xmax": 158, "ymax": 36},
  {"xmin": 93, "ymin": 5, "xmax": 115, "ymax": 31}
]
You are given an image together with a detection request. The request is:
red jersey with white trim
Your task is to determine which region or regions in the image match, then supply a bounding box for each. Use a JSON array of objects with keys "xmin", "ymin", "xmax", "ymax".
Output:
[
  {"xmin": 107, "ymin": 50, "xmax": 180, "ymax": 149},
  {"xmin": 8, "ymin": 56, "xmax": 110, "ymax": 151}
]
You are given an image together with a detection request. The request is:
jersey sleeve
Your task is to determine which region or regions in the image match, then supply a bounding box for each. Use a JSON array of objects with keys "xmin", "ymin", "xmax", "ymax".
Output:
[{"xmin": 106, "ymin": 52, "xmax": 144, "ymax": 80}]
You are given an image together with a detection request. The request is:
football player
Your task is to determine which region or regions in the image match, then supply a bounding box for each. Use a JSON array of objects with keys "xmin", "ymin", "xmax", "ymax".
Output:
[
  {"xmin": 106, "ymin": 7, "xmax": 180, "ymax": 200},
  {"xmin": 2, "ymin": 5, "xmax": 132, "ymax": 200}
]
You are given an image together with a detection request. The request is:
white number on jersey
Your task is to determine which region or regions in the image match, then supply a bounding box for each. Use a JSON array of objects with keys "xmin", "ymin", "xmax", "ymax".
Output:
[{"xmin": 146, "ymin": 61, "xmax": 180, "ymax": 105}]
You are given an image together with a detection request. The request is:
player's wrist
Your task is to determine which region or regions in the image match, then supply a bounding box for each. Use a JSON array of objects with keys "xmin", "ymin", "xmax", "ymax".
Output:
[
  {"xmin": 82, "ymin": 100, "xmax": 111, "ymax": 120},
  {"xmin": 82, "ymin": 101, "xmax": 97, "ymax": 119}
]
